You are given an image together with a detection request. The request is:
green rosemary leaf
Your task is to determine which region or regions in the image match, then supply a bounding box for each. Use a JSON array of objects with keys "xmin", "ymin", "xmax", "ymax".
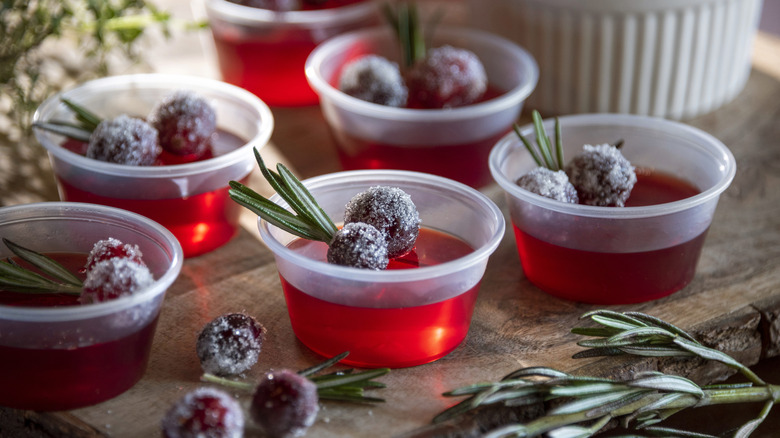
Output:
[
  {"xmin": 587, "ymin": 311, "xmax": 649, "ymax": 330},
  {"xmin": 616, "ymin": 345, "xmax": 695, "ymax": 358},
  {"xmin": 482, "ymin": 424, "xmax": 528, "ymax": 438},
  {"xmin": 0, "ymin": 271, "xmax": 81, "ymax": 294},
  {"xmin": 276, "ymin": 163, "xmax": 338, "ymax": 240},
  {"xmin": 546, "ymin": 415, "xmax": 611, "ymax": 438},
  {"xmin": 628, "ymin": 374, "xmax": 703, "ymax": 397},
  {"xmin": 531, "ymin": 110, "xmax": 556, "ymax": 170},
  {"xmin": 514, "ymin": 123, "xmax": 544, "ymax": 168},
  {"xmin": 624, "ymin": 312, "xmax": 699, "ymax": 343},
  {"xmin": 631, "ymin": 392, "xmax": 687, "ymax": 418},
  {"xmin": 60, "ymin": 97, "xmax": 102, "ymax": 131},
  {"xmin": 32, "ymin": 121, "xmax": 93, "ymax": 142},
  {"xmin": 602, "ymin": 327, "xmax": 675, "ymax": 347},
  {"xmin": 734, "ymin": 400, "xmax": 774, "ymax": 438},
  {"xmin": 312, "ymin": 368, "xmax": 390, "ymax": 390},
  {"xmin": 549, "ymin": 383, "xmax": 621, "ymax": 398},
  {"xmin": 549, "ymin": 388, "xmax": 648, "ymax": 416},
  {"xmin": 443, "ymin": 379, "xmax": 533, "ymax": 397},
  {"xmin": 3, "ymin": 238, "xmax": 82, "ymax": 286},
  {"xmin": 503, "ymin": 366, "xmax": 570, "ymax": 381},
  {"xmin": 481, "ymin": 387, "xmax": 542, "ymax": 405},
  {"xmin": 298, "ymin": 351, "xmax": 350, "ymax": 377},
  {"xmin": 554, "ymin": 116, "xmax": 564, "ymax": 170},
  {"xmin": 641, "ymin": 427, "xmax": 718, "ymax": 438},
  {"xmin": 571, "ymin": 347, "xmax": 627, "ymax": 359},
  {"xmin": 228, "ymin": 188, "xmax": 328, "ymax": 242}
]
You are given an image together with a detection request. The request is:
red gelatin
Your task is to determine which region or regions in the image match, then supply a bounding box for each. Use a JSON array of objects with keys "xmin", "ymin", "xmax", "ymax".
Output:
[
  {"xmin": 513, "ymin": 171, "xmax": 705, "ymax": 304},
  {"xmin": 280, "ymin": 228, "xmax": 477, "ymax": 368},
  {"xmin": 0, "ymin": 254, "xmax": 159, "ymax": 411}
]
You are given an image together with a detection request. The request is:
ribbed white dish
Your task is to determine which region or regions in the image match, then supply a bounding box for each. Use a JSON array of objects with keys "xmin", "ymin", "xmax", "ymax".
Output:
[{"xmin": 468, "ymin": 0, "xmax": 763, "ymax": 120}]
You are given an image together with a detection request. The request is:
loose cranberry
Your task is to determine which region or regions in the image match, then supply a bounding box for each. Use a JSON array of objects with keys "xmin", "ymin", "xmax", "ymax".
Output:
[
  {"xmin": 343, "ymin": 186, "xmax": 420, "ymax": 259},
  {"xmin": 79, "ymin": 258, "xmax": 154, "ymax": 304},
  {"xmin": 196, "ymin": 313, "xmax": 267, "ymax": 377},
  {"xmin": 327, "ymin": 222, "xmax": 389, "ymax": 270},
  {"xmin": 516, "ymin": 168, "xmax": 579, "ymax": 204},
  {"xmin": 227, "ymin": 0, "xmax": 301, "ymax": 11},
  {"xmin": 250, "ymin": 369, "xmax": 319, "ymax": 438},
  {"xmin": 565, "ymin": 143, "xmax": 637, "ymax": 207},
  {"xmin": 86, "ymin": 114, "xmax": 160, "ymax": 165},
  {"xmin": 405, "ymin": 45, "xmax": 487, "ymax": 109},
  {"xmin": 161, "ymin": 387, "xmax": 244, "ymax": 438},
  {"xmin": 84, "ymin": 237, "xmax": 145, "ymax": 272},
  {"xmin": 339, "ymin": 55, "xmax": 408, "ymax": 107},
  {"xmin": 149, "ymin": 91, "xmax": 217, "ymax": 158}
]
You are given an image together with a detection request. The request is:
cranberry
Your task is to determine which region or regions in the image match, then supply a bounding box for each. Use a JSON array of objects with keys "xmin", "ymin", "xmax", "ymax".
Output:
[
  {"xmin": 161, "ymin": 387, "xmax": 244, "ymax": 438},
  {"xmin": 405, "ymin": 45, "xmax": 487, "ymax": 109},
  {"xmin": 196, "ymin": 313, "xmax": 267, "ymax": 377},
  {"xmin": 516, "ymin": 168, "xmax": 579, "ymax": 204},
  {"xmin": 84, "ymin": 238, "xmax": 145, "ymax": 272},
  {"xmin": 343, "ymin": 186, "xmax": 420, "ymax": 259},
  {"xmin": 86, "ymin": 114, "xmax": 160, "ymax": 165},
  {"xmin": 327, "ymin": 222, "xmax": 389, "ymax": 270},
  {"xmin": 250, "ymin": 369, "xmax": 319, "ymax": 438},
  {"xmin": 565, "ymin": 143, "xmax": 637, "ymax": 207},
  {"xmin": 227, "ymin": 0, "xmax": 301, "ymax": 11},
  {"xmin": 79, "ymin": 258, "xmax": 154, "ymax": 304},
  {"xmin": 339, "ymin": 55, "xmax": 408, "ymax": 107},
  {"xmin": 149, "ymin": 91, "xmax": 217, "ymax": 158}
]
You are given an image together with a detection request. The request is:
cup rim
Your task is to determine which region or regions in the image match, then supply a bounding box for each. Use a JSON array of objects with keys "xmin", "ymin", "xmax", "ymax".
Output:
[
  {"xmin": 489, "ymin": 113, "xmax": 737, "ymax": 218},
  {"xmin": 257, "ymin": 169, "xmax": 506, "ymax": 282},
  {"xmin": 32, "ymin": 73, "xmax": 274, "ymax": 179},
  {"xmin": 305, "ymin": 26, "xmax": 540, "ymax": 121},
  {"xmin": 204, "ymin": 0, "xmax": 379, "ymax": 26},
  {"xmin": 0, "ymin": 202, "xmax": 184, "ymax": 322}
]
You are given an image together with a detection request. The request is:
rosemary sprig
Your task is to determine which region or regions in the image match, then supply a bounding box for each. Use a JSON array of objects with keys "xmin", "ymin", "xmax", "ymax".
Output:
[
  {"xmin": 228, "ymin": 149, "xmax": 338, "ymax": 243},
  {"xmin": 431, "ymin": 310, "xmax": 780, "ymax": 438},
  {"xmin": 0, "ymin": 238, "xmax": 83, "ymax": 294},
  {"xmin": 32, "ymin": 98, "xmax": 102, "ymax": 142},
  {"xmin": 514, "ymin": 110, "xmax": 564, "ymax": 171},
  {"xmin": 201, "ymin": 351, "xmax": 390, "ymax": 404},
  {"xmin": 383, "ymin": 2, "xmax": 425, "ymax": 68}
]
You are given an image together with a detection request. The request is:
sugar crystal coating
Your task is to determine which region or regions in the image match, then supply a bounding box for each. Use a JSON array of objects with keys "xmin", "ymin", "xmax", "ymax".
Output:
[
  {"xmin": 405, "ymin": 45, "xmax": 487, "ymax": 109},
  {"xmin": 80, "ymin": 258, "xmax": 154, "ymax": 304},
  {"xmin": 343, "ymin": 186, "xmax": 420, "ymax": 259},
  {"xmin": 339, "ymin": 55, "xmax": 409, "ymax": 107},
  {"xmin": 87, "ymin": 115, "xmax": 160, "ymax": 165},
  {"xmin": 250, "ymin": 369, "xmax": 319, "ymax": 438},
  {"xmin": 327, "ymin": 222, "xmax": 389, "ymax": 270},
  {"xmin": 565, "ymin": 143, "xmax": 637, "ymax": 207},
  {"xmin": 516, "ymin": 168, "xmax": 579, "ymax": 204},
  {"xmin": 85, "ymin": 237, "xmax": 145, "ymax": 272},
  {"xmin": 150, "ymin": 91, "xmax": 217, "ymax": 157},
  {"xmin": 196, "ymin": 312, "xmax": 267, "ymax": 377},
  {"xmin": 161, "ymin": 386, "xmax": 244, "ymax": 438}
]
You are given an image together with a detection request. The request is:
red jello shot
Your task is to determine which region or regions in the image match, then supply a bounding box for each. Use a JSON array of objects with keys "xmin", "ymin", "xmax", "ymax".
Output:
[
  {"xmin": 33, "ymin": 74, "xmax": 273, "ymax": 258},
  {"xmin": 0, "ymin": 202, "xmax": 183, "ymax": 411},
  {"xmin": 305, "ymin": 26, "xmax": 539, "ymax": 188},
  {"xmin": 203, "ymin": 0, "xmax": 379, "ymax": 107},
  {"xmin": 257, "ymin": 170, "xmax": 505, "ymax": 368},
  {"xmin": 489, "ymin": 114, "xmax": 737, "ymax": 304}
]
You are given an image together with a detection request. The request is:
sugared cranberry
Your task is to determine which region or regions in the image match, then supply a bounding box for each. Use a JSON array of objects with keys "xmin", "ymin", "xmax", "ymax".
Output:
[
  {"xmin": 343, "ymin": 186, "xmax": 420, "ymax": 259},
  {"xmin": 339, "ymin": 55, "xmax": 408, "ymax": 107},
  {"xmin": 516, "ymin": 168, "xmax": 579, "ymax": 204},
  {"xmin": 149, "ymin": 91, "xmax": 217, "ymax": 158},
  {"xmin": 227, "ymin": 0, "xmax": 301, "ymax": 11},
  {"xmin": 86, "ymin": 114, "xmax": 160, "ymax": 165},
  {"xmin": 84, "ymin": 237, "xmax": 145, "ymax": 272},
  {"xmin": 250, "ymin": 369, "xmax": 319, "ymax": 438},
  {"xmin": 161, "ymin": 387, "xmax": 244, "ymax": 438},
  {"xmin": 565, "ymin": 143, "xmax": 637, "ymax": 207},
  {"xmin": 327, "ymin": 222, "xmax": 389, "ymax": 270},
  {"xmin": 196, "ymin": 313, "xmax": 267, "ymax": 377},
  {"xmin": 80, "ymin": 258, "xmax": 154, "ymax": 304},
  {"xmin": 405, "ymin": 45, "xmax": 487, "ymax": 109}
]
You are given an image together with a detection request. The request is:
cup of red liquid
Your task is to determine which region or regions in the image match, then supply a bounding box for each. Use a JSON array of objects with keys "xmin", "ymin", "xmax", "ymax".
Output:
[
  {"xmin": 203, "ymin": 0, "xmax": 380, "ymax": 107},
  {"xmin": 489, "ymin": 113, "xmax": 737, "ymax": 304},
  {"xmin": 257, "ymin": 170, "xmax": 505, "ymax": 368},
  {"xmin": 0, "ymin": 202, "xmax": 183, "ymax": 411},
  {"xmin": 305, "ymin": 26, "xmax": 538, "ymax": 188},
  {"xmin": 33, "ymin": 74, "xmax": 274, "ymax": 258}
]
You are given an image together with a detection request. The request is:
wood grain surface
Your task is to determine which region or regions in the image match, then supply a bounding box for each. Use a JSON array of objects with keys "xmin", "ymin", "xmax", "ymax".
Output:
[{"xmin": 1, "ymin": 5, "xmax": 780, "ymax": 437}]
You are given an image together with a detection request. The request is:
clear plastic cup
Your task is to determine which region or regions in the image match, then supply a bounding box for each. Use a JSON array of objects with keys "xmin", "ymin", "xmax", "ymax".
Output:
[
  {"xmin": 33, "ymin": 73, "xmax": 274, "ymax": 258},
  {"xmin": 0, "ymin": 202, "xmax": 183, "ymax": 411},
  {"xmin": 305, "ymin": 26, "xmax": 539, "ymax": 188},
  {"xmin": 257, "ymin": 170, "xmax": 505, "ymax": 368},
  {"xmin": 204, "ymin": 0, "xmax": 380, "ymax": 107},
  {"xmin": 489, "ymin": 113, "xmax": 736, "ymax": 304}
]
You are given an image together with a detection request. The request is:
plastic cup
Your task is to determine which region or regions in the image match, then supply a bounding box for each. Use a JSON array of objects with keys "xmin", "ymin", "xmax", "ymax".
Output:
[
  {"xmin": 33, "ymin": 74, "xmax": 274, "ymax": 258},
  {"xmin": 257, "ymin": 170, "xmax": 505, "ymax": 368},
  {"xmin": 305, "ymin": 26, "xmax": 539, "ymax": 188},
  {"xmin": 204, "ymin": 0, "xmax": 380, "ymax": 107},
  {"xmin": 0, "ymin": 202, "xmax": 183, "ymax": 411},
  {"xmin": 489, "ymin": 113, "xmax": 736, "ymax": 304}
]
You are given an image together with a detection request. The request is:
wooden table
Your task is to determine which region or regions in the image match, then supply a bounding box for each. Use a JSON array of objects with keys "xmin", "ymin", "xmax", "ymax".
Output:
[{"xmin": 2, "ymin": 11, "xmax": 780, "ymax": 437}]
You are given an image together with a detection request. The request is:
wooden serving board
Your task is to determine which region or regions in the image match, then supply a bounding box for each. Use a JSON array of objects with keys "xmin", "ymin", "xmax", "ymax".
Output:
[{"xmin": 2, "ymin": 22, "xmax": 780, "ymax": 438}]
